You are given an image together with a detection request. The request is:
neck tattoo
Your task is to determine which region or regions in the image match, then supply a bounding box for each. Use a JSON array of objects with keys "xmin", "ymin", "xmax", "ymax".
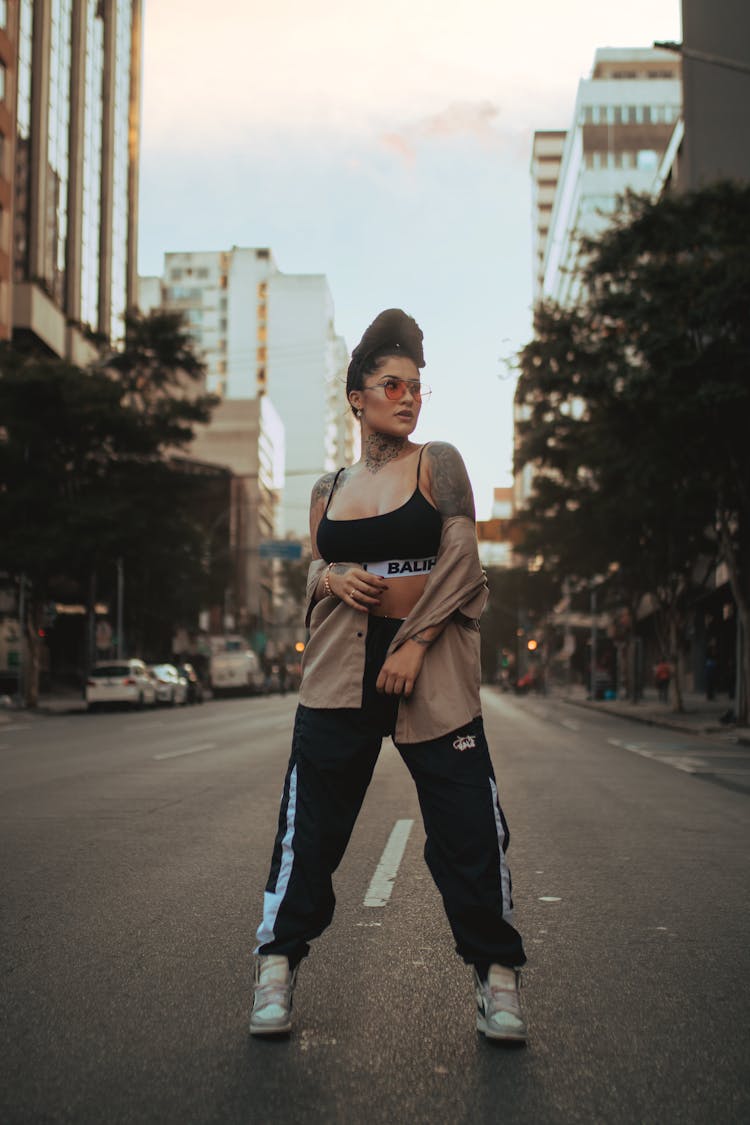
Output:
[{"xmin": 363, "ymin": 434, "xmax": 407, "ymax": 474}]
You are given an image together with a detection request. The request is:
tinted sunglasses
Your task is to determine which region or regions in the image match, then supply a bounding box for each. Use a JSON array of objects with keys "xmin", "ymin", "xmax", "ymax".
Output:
[{"xmin": 364, "ymin": 377, "xmax": 431, "ymax": 402}]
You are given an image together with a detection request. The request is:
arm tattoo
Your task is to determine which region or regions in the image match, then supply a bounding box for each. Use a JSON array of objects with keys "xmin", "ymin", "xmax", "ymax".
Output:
[
  {"xmin": 310, "ymin": 472, "xmax": 338, "ymax": 508},
  {"xmin": 426, "ymin": 443, "xmax": 475, "ymax": 519},
  {"xmin": 309, "ymin": 472, "xmax": 340, "ymax": 559}
]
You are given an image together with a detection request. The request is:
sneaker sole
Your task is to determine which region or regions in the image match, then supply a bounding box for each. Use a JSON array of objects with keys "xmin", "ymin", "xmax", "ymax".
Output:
[
  {"xmin": 476, "ymin": 1014, "xmax": 527, "ymax": 1043},
  {"xmin": 249, "ymin": 1019, "xmax": 292, "ymax": 1037}
]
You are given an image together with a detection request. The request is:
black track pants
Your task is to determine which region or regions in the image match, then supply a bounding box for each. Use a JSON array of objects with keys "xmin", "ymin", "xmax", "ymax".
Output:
[{"xmin": 255, "ymin": 618, "xmax": 526, "ymax": 971}]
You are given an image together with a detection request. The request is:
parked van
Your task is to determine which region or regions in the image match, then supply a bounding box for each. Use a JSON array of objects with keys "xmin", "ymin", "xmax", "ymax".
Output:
[{"xmin": 209, "ymin": 635, "xmax": 265, "ymax": 697}]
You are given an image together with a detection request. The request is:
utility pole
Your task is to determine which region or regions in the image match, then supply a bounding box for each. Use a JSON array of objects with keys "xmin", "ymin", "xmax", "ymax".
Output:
[
  {"xmin": 16, "ymin": 574, "xmax": 26, "ymax": 708},
  {"xmin": 116, "ymin": 558, "xmax": 124, "ymax": 659},
  {"xmin": 563, "ymin": 576, "xmax": 572, "ymax": 696},
  {"xmin": 590, "ymin": 584, "xmax": 598, "ymax": 701}
]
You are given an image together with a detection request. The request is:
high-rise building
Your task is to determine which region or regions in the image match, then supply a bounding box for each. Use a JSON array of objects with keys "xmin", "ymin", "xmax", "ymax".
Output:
[
  {"xmin": 0, "ymin": 1, "xmax": 18, "ymax": 340},
  {"xmin": 530, "ymin": 131, "xmax": 566, "ymax": 306},
  {"xmin": 140, "ymin": 246, "xmax": 355, "ymax": 538},
  {"xmin": 189, "ymin": 396, "xmax": 284, "ymax": 635},
  {"xmin": 11, "ymin": 0, "xmax": 142, "ymax": 361},
  {"xmin": 540, "ymin": 47, "xmax": 682, "ymax": 306},
  {"xmin": 517, "ymin": 47, "xmax": 683, "ymax": 513}
]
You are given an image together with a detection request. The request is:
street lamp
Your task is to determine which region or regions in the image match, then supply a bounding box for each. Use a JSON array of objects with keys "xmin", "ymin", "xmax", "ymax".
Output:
[{"xmin": 653, "ymin": 40, "xmax": 750, "ymax": 76}]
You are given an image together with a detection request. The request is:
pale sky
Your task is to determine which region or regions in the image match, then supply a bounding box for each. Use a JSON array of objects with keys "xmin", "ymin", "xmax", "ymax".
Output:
[{"xmin": 138, "ymin": 0, "xmax": 682, "ymax": 519}]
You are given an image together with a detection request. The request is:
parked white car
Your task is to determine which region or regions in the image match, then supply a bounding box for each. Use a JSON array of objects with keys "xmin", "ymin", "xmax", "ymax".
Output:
[
  {"xmin": 86, "ymin": 660, "xmax": 157, "ymax": 712},
  {"xmin": 148, "ymin": 663, "xmax": 189, "ymax": 706}
]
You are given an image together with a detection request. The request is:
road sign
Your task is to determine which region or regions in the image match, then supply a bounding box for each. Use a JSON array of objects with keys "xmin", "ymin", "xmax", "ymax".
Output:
[
  {"xmin": 96, "ymin": 621, "xmax": 113, "ymax": 650},
  {"xmin": 259, "ymin": 540, "xmax": 303, "ymax": 560}
]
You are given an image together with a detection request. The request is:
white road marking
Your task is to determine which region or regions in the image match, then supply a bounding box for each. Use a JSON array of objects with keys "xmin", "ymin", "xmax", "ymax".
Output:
[
  {"xmin": 539, "ymin": 896, "xmax": 562, "ymax": 903},
  {"xmin": 0, "ymin": 724, "xmax": 32, "ymax": 734},
  {"xmin": 364, "ymin": 818, "xmax": 414, "ymax": 907},
  {"xmin": 608, "ymin": 737, "xmax": 643, "ymax": 750},
  {"xmin": 153, "ymin": 742, "xmax": 217, "ymax": 761},
  {"xmin": 608, "ymin": 736, "xmax": 710, "ymax": 774},
  {"xmin": 561, "ymin": 719, "xmax": 580, "ymax": 732}
]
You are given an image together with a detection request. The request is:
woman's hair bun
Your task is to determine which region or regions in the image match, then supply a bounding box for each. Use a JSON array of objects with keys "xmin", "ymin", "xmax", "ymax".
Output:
[{"xmin": 349, "ymin": 309, "xmax": 425, "ymax": 371}]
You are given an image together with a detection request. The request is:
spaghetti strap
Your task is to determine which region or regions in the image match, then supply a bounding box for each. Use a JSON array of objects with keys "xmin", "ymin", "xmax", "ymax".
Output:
[
  {"xmin": 324, "ymin": 468, "xmax": 346, "ymax": 513},
  {"xmin": 416, "ymin": 443, "xmax": 430, "ymax": 485}
]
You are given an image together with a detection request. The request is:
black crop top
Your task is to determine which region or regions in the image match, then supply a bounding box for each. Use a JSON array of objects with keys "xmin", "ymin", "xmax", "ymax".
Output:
[{"xmin": 316, "ymin": 445, "xmax": 443, "ymax": 563}]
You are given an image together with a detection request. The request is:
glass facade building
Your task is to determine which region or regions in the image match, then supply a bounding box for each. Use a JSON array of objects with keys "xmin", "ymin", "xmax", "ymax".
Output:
[
  {"xmin": 10, "ymin": 0, "xmax": 142, "ymax": 357},
  {"xmin": 13, "ymin": 0, "xmax": 33, "ymax": 286},
  {"xmin": 109, "ymin": 0, "xmax": 132, "ymax": 341},
  {"xmin": 0, "ymin": 0, "xmax": 17, "ymax": 337},
  {"xmin": 80, "ymin": 0, "xmax": 104, "ymax": 329},
  {"xmin": 45, "ymin": 0, "xmax": 73, "ymax": 303}
]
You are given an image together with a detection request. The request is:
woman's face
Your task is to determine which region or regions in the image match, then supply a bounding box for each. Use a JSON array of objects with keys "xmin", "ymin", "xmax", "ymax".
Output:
[{"xmin": 352, "ymin": 355, "xmax": 423, "ymax": 438}]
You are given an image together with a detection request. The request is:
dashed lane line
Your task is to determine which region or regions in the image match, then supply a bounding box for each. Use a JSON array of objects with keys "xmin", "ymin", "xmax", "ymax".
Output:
[
  {"xmin": 607, "ymin": 737, "xmax": 709, "ymax": 773},
  {"xmin": 364, "ymin": 819, "xmax": 415, "ymax": 907},
  {"xmin": 153, "ymin": 742, "xmax": 217, "ymax": 761}
]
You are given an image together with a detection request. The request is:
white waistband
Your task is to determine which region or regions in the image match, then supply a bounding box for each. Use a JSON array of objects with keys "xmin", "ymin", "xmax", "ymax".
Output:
[{"xmin": 363, "ymin": 557, "xmax": 437, "ymax": 578}]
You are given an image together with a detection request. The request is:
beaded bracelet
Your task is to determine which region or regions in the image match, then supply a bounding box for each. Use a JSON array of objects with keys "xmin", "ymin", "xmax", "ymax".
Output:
[{"xmin": 323, "ymin": 562, "xmax": 335, "ymax": 598}]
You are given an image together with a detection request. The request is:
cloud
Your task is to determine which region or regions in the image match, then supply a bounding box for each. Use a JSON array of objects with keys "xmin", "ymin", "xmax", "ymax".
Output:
[
  {"xmin": 419, "ymin": 101, "xmax": 504, "ymax": 144},
  {"xmin": 379, "ymin": 132, "xmax": 417, "ymax": 168},
  {"xmin": 378, "ymin": 100, "xmax": 530, "ymax": 167}
]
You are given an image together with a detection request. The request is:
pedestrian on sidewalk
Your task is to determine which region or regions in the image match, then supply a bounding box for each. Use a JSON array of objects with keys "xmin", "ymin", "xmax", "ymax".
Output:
[
  {"xmin": 250, "ymin": 309, "xmax": 527, "ymax": 1043},
  {"xmin": 654, "ymin": 657, "xmax": 672, "ymax": 703}
]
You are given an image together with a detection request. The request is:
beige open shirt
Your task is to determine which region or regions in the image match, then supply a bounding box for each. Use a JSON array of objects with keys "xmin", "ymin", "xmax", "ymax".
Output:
[{"xmin": 299, "ymin": 515, "xmax": 489, "ymax": 743}]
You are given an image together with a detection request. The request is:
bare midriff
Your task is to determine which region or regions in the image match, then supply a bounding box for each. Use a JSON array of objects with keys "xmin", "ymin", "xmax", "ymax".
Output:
[{"xmin": 370, "ymin": 574, "xmax": 430, "ymax": 620}]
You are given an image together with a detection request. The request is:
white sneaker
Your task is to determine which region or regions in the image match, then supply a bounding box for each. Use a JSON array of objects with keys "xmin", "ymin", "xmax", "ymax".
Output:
[
  {"xmin": 249, "ymin": 955, "xmax": 298, "ymax": 1036},
  {"xmin": 474, "ymin": 964, "xmax": 527, "ymax": 1043}
]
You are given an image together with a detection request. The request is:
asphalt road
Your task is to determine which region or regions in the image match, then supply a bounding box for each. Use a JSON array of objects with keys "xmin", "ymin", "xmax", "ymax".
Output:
[{"xmin": 1, "ymin": 690, "xmax": 748, "ymax": 1125}]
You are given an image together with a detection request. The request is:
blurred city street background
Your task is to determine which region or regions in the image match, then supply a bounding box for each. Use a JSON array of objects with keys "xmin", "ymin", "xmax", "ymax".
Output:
[{"xmin": 2, "ymin": 0, "xmax": 750, "ymax": 1121}]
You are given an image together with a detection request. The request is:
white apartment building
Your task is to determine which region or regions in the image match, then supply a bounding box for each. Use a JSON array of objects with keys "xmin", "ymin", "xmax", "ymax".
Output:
[
  {"xmin": 530, "ymin": 131, "xmax": 566, "ymax": 306},
  {"xmin": 541, "ymin": 47, "xmax": 682, "ymax": 306},
  {"xmin": 517, "ymin": 47, "xmax": 684, "ymax": 512},
  {"xmin": 140, "ymin": 247, "xmax": 354, "ymax": 538}
]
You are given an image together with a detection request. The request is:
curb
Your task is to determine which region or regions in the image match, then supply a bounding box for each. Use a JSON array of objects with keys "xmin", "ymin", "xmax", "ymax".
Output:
[{"xmin": 559, "ymin": 695, "xmax": 750, "ymax": 747}]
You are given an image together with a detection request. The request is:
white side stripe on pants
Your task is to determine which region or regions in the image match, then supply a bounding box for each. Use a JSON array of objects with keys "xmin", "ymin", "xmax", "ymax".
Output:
[
  {"xmin": 489, "ymin": 778, "xmax": 513, "ymax": 922},
  {"xmin": 255, "ymin": 764, "xmax": 298, "ymax": 950}
]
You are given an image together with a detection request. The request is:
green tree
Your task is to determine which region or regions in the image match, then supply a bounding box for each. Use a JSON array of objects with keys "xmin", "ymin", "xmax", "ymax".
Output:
[
  {"xmin": 0, "ymin": 313, "xmax": 223, "ymax": 702},
  {"xmin": 515, "ymin": 182, "xmax": 750, "ymax": 719}
]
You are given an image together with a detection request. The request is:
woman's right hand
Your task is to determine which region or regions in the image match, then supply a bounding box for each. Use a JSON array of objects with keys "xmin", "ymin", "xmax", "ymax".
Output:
[{"xmin": 326, "ymin": 565, "xmax": 388, "ymax": 614}]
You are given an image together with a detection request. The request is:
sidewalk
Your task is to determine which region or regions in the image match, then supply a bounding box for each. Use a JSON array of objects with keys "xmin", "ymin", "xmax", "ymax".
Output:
[
  {"xmin": 0, "ymin": 688, "xmax": 87, "ymax": 722},
  {"xmin": 552, "ymin": 683, "xmax": 750, "ymax": 747}
]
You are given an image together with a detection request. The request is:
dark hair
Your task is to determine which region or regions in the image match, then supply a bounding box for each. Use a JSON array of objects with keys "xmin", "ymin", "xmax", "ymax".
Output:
[{"xmin": 346, "ymin": 309, "xmax": 425, "ymax": 416}]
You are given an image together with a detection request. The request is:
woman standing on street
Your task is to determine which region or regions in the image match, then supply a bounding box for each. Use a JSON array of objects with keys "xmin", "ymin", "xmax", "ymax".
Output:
[{"xmin": 250, "ymin": 309, "xmax": 527, "ymax": 1042}]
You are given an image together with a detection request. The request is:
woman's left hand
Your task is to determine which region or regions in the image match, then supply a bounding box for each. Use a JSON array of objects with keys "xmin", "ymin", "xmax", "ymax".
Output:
[{"xmin": 376, "ymin": 640, "xmax": 427, "ymax": 697}]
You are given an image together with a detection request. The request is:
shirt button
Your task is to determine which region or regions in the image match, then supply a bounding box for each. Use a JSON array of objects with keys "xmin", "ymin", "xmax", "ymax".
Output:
[{"xmin": 356, "ymin": 631, "xmax": 363, "ymax": 638}]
